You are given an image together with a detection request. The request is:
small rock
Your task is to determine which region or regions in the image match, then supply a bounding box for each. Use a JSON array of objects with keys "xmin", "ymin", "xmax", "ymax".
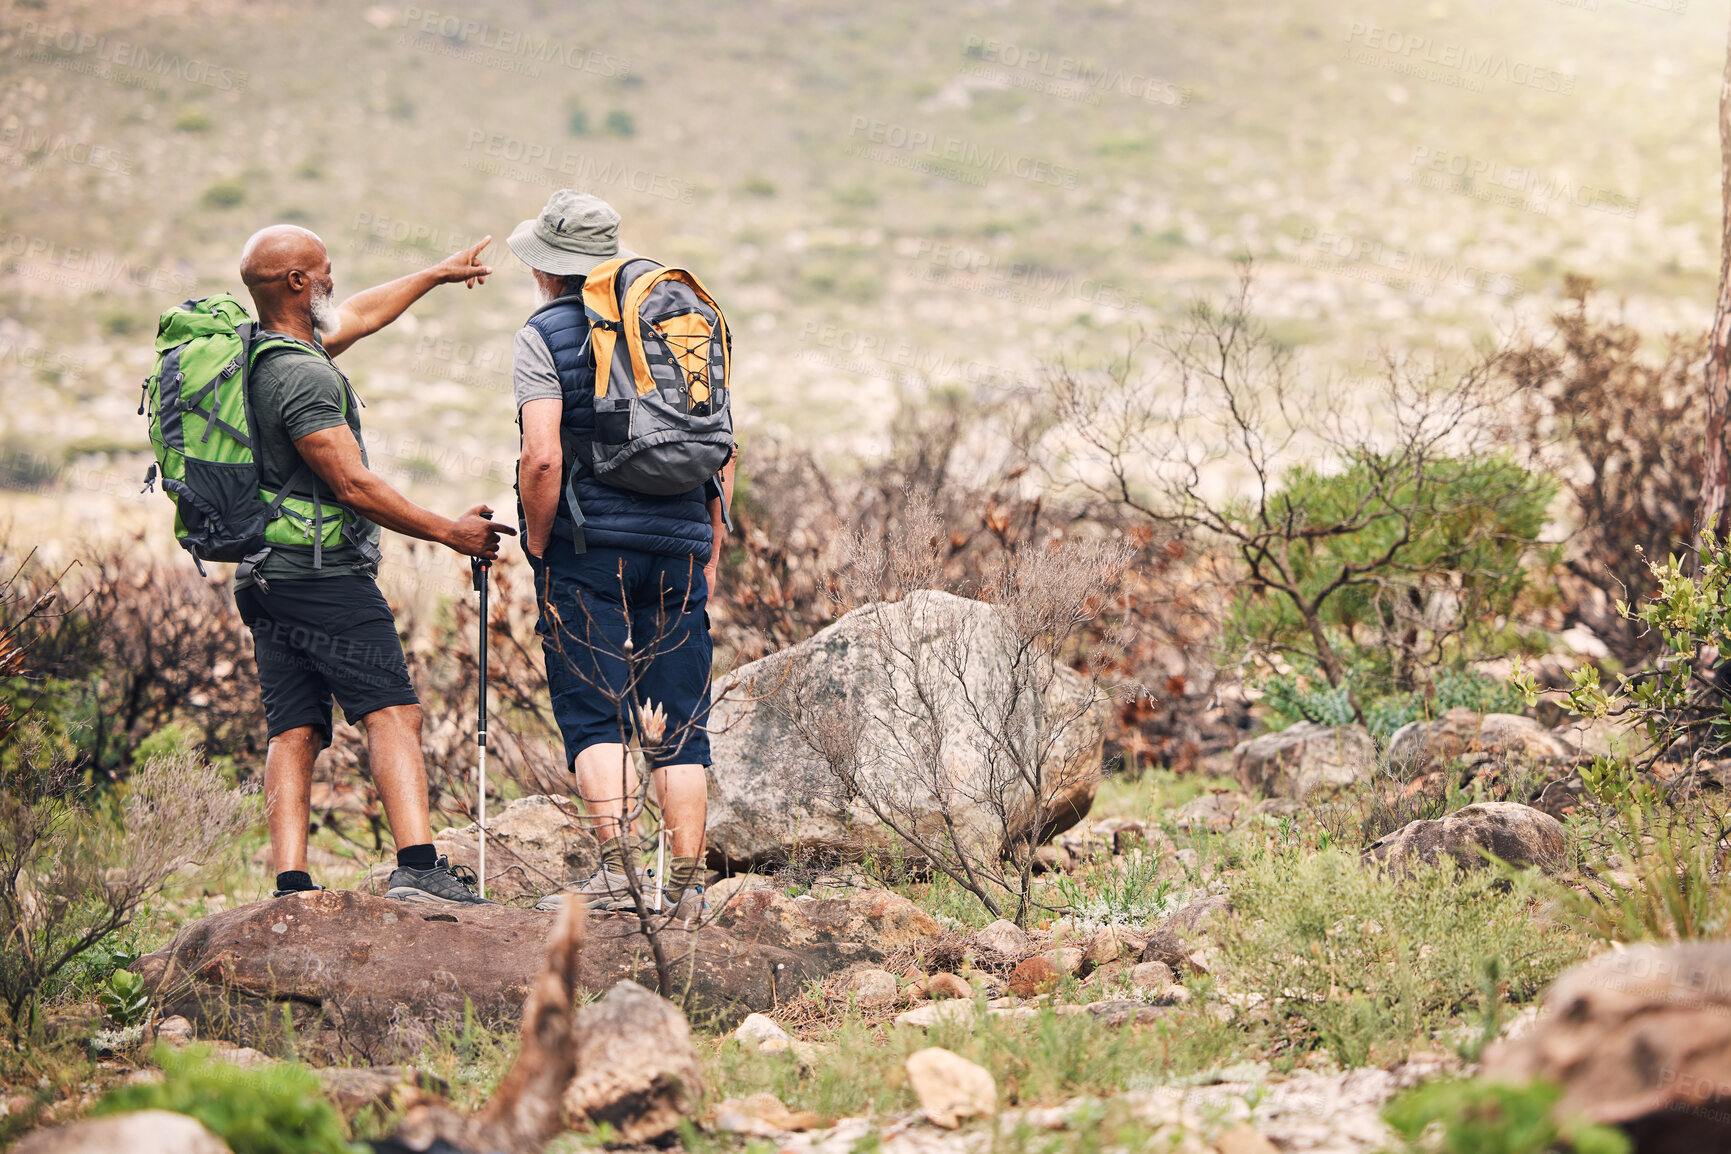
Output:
[
  {"xmin": 1234, "ymin": 722, "xmax": 1376, "ymax": 799},
  {"xmin": 1082, "ymin": 927, "xmax": 1142, "ymax": 968},
  {"xmin": 1387, "ymin": 709, "xmax": 1572, "ymax": 773},
  {"xmin": 208, "ymin": 1044, "xmax": 272, "ymax": 1067},
  {"xmin": 1158, "ymin": 985, "xmax": 1193, "ymax": 1006},
  {"xmin": 927, "ymin": 972, "xmax": 973, "ymax": 1000},
  {"xmin": 895, "ymin": 1000, "xmax": 977, "ymax": 1030},
  {"xmin": 1142, "ymin": 931, "xmax": 1202, "ymax": 975},
  {"xmin": 1045, "ymin": 947, "xmax": 1086, "ymax": 976},
  {"xmin": 1366, "ymin": 802, "xmax": 1567, "ymax": 874},
  {"xmin": 715, "ymin": 1092, "xmax": 826, "ymax": 1134},
  {"xmin": 1168, "ymin": 894, "xmax": 1233, "ymax": 934},
  {"xmin": 1084, "ymin": 999, "xmax": 1165, "ymax": 1027},
  {"xmin": 563, "ymin": 980, "xmax": 704, "ymax": 1145},
  {"xmin": 1173, "ymin": 791, "xmax": 1247, "ymax": 833},
  {"xmin": 154, "ymin": 1015, "xmax": 194, "ymax": 1047},
  {"xmin": 1215, "ymin": 1125, "xmax": 1279, "ymax": 1154},
  {"xmin": 905, "ymin": 1047, "xmax": 996, "ymax": 1129},
  {"xmin": 1552, "ymin": 716, "xmax": 1648, "ymax": 761},
  {"xmin": 1112, "ymin": 824, "xmax": 1148, "ymax": 854},
  {"xmin": 963, "ymin": 969, "xmax": 1004, "ymax": 995},
  {"xmin": 13, "ymin": 1110, "xmax": 230, "ymax": 1154},
  {"xmin": 975, "ymin": 919, "xmax": 1033, "ymax": 959},
  {"xmin": 315, "ymin": 1066, "xmax": 437, "ymax": 1117},
  {"xmin": 1083, "ymin": 960, "xmax": 1127, "ymax": 992},
  {"xmin": 706, "ymin": 873, "xmax": 776, "ymax": 908},
  {"xmin": 842, "ymin": 968, "xmax": 899, "ymax": 1007},
  {"xmin": 988, "ymin": 1005, "xmax": 1040, "ymax": 1022},
  {"xmin": 1533, "ymin": 772, "xmax": 1587, "ymax": 820},
  {"xmin": 1007, "ymin": 956, "xmax": 1063, "ymax": 997},
  {"xmin": 733, "ymin": 1012, "xmax": 791, "ymax": 1049},
  {"xmin": 1129, "ymin": 961, "xmax": 1175, "ymax": 992}
]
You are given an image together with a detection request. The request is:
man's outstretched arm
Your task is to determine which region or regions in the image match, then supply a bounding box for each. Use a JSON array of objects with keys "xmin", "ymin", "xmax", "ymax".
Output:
[
  {"xmin": 323, "ymin": 236, "xmax": 494, "ymax": 358},
  {"xmin": 293, "ymin": 425, "xmax": 514, "ymax": 559}
]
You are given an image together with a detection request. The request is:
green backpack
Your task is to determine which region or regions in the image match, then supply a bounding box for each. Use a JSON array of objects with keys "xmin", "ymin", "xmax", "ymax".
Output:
[{"xmin": 140, "ymin": 293, "xmax": 376, "ymax": 578}]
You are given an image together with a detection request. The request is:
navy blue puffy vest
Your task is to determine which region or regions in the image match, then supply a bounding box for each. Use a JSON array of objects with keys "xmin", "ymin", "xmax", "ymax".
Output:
[{"xmin": 520, "ymin": 294, "xmax": 713, "ymax": 561}]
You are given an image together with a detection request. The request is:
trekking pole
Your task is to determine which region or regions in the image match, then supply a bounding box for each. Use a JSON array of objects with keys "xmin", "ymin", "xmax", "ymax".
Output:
[{"xmin": 471, "ymin": 513, "xmax": 492, "ymax": 899}]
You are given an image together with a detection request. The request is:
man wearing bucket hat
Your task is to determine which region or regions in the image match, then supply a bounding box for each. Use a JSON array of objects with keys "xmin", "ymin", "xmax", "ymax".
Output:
[{"xmin": 509, "ymin": 190, "xmax": 730, "ymax": 916}]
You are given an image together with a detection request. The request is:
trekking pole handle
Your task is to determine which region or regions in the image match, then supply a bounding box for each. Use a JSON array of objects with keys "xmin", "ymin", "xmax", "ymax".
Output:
[{"xmin": 470, "ymin": 510, "xmax": 493, "ymax": 590}]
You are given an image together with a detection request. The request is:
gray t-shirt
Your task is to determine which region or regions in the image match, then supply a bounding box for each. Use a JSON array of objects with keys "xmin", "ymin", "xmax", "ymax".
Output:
[
  {"xmin": 239, "ymin": 336, "xmax": 382, "ymax": 588},
  {"xmin": 512, "ymin": 324, "xmax": 563, "ymax": 411}
]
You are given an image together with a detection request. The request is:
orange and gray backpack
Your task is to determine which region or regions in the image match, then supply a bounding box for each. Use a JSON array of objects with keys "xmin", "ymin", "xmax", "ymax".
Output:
[{"xmin": 580, "ymin": 257, "xmax": 734, "ymax": 501}]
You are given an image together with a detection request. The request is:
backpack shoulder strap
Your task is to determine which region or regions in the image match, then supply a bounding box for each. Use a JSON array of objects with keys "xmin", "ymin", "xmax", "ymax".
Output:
[{"xmin": 251, "ymin": 335, "xmax": 355, "ymax": 417}]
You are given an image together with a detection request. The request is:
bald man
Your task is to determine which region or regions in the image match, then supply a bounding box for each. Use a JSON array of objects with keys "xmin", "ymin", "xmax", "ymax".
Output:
[{"xmin": 236, "ymin": 225, "xmax": 515, "ymax": 904}]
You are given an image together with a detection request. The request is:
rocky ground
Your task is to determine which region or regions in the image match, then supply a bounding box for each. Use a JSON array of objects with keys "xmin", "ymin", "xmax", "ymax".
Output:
[{"xmin": 13, "ymin": 699, "xmax": 1731, "ymax": 1153}]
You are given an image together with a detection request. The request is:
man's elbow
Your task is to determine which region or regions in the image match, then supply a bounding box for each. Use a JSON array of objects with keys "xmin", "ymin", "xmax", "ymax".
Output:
[
  {"xmin": 327, "ymin": 471, "xmax": 371, "ymax": 507},
  {"xmin": 521, "ymin": 451, "xmax": 561, "ymax": 479}
]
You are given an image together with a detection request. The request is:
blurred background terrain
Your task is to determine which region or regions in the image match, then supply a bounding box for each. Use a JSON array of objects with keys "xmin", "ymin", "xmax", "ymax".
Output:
[{"xmin": 0, "ymin": 0, "xmax": 1719, "ymax": 550}]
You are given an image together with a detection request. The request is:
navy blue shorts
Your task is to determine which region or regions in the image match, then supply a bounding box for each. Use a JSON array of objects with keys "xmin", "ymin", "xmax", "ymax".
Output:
[
  {"xmin": 235, "ymin": 575, "xmax": 419, "ymax": 747},
  {"xmin": 531, "ymin": 539, "xmax": 713, "ymax": 768}
]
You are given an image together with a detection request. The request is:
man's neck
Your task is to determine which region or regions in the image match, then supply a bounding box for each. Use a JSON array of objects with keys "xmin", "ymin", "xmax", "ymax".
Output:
[{"xmin": 257, "ymin": 308, "xmax": 319, "ymax": 346}]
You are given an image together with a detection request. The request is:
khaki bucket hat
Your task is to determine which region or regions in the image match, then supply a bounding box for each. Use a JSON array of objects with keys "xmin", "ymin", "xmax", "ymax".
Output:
[{"xmin": 506, "ymin": 189, "xmax": 636, "ymax": 276}]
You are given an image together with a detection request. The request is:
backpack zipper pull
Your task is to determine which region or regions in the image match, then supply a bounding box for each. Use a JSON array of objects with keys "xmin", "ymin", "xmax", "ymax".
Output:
[
  {"xmin": 137, "ymin": 376, "xmax": 150, "ymax": 416},
  {"xmin": 140, "ymin": 462, "xmax": 157, "ymax": 494}
]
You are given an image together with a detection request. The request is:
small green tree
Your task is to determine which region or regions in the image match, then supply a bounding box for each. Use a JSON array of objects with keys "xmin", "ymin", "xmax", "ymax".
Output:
[
  {"xmin": 1043, "ymin": 268, "xmax": 1555, "ymax": 723},
  {"xmin": 1549, "ymin": 532, "xmax": 1731, "ymax": 765},
  {"xmin": 1223, "ymin": 452, "xmax": 1555, "ymax": 703},
  {"xmin": 1519, "ymin": 534, "xmax": 1731, "ymax": 943}
]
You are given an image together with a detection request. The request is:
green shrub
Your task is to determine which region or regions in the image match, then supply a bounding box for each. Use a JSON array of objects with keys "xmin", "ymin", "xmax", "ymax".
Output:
[
  {"xmin": 1384, "ymin": 1077, "xmax": 1629, "ymax": 1154},
  {"xmin": 1547, "ymin": 531, "xmax": 1731, "ymax": 764},
  {"xmin": 1216, "ymin": 845, "xmax": 1583, "ymax": 1065},
  {"xmin": 174, "ymin": 109, "xmax": 213, "ymax": 132},
  {"xmin": 97, "ymin": 969, "xmax": 149, "ymax": 1028},
  {"xmin": 201, "ymin": 180, "xmax": 246, "ymax": 209},
  {"xmin": 1226, "ymin": 452, "xmax": 1554, "ymax": 716},
  {"xmin": 1549, "ymin": 756, "xmax": 1731, "ymax": 942},
  {"xmin": 94, "ymin": 1045, "xmax": 363, "ymax": 1154},
  {"xmin": 604, "ymin": 109, "xmax": 635, "ymax": 137},
  {"xmin": 1261, "ymin": 667, "xmax": 1529, "ymax": 740},
  {"xmin": 1527, "ymin": 534, "xmax": 1731, "ymax": 941}
]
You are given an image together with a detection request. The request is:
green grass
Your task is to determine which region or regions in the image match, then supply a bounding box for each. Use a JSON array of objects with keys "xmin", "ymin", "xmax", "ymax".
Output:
[
  {"xmin": 1216, "ymin": 843, "xmax": 1586, "ymax": 1067},
  {"xmin": 702, "ymin": 996, "xmax": 1248, "ymax": 1121},
  {"xmin": 94, "ymin": 1045, "xmax": 363, "ymax": 1154}
]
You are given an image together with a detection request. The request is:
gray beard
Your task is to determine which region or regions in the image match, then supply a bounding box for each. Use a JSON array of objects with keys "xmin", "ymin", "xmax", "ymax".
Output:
[
  {"xmin": 533, "ymin": 281, "xmax": 555, "ymax": 309},
  {"xmin": 310, "ymin": 288, "xmax": 341, "ymax": 339}
]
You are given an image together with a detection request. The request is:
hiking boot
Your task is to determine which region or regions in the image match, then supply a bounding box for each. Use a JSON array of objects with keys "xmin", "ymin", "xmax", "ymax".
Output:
[
  {"xmin": 385, "ymin": 855, "xmax": 491, "ymax": 905},
  {"xmin": 271, "ymin": 883, "xmax": 326, "ymax": 898},
  {"xmin": 664, "ymin": 883, "xmax": 707, "ymax": 923},
  {"xmin": 534, "ymin": 863, "xmax": 649, "ymax": 912},
  {"xmin": 657, "ymin": 856, "xmax": 709, "ymax": 922}
]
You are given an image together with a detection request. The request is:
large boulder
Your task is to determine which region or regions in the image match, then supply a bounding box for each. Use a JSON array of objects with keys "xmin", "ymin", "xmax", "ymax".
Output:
[
  {"xmin": 361, "ymin": 794, "xmax": 598, "ymax": 903},
  {"xmin": 136, "ymin": 887, "xmax": 925, "ymax": 1061},
  {"xmin": 1484, "ymin": 941, "xmax": 1731, "ymax": 1150},
  {"xmin": 1386, "ymin": 709, "xmax": 1572, "ymax": 772},
  {"xmin": 1233, "ymin": 722, "xmax": 1376, "ymax": 800},
  {"xmin": 1365, "ymin": 802, "xmax": 1566, "ymax": 874},
  {"xmin": 705, "ymin": 590, "xmax": 1107, "ymax": 868}
]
